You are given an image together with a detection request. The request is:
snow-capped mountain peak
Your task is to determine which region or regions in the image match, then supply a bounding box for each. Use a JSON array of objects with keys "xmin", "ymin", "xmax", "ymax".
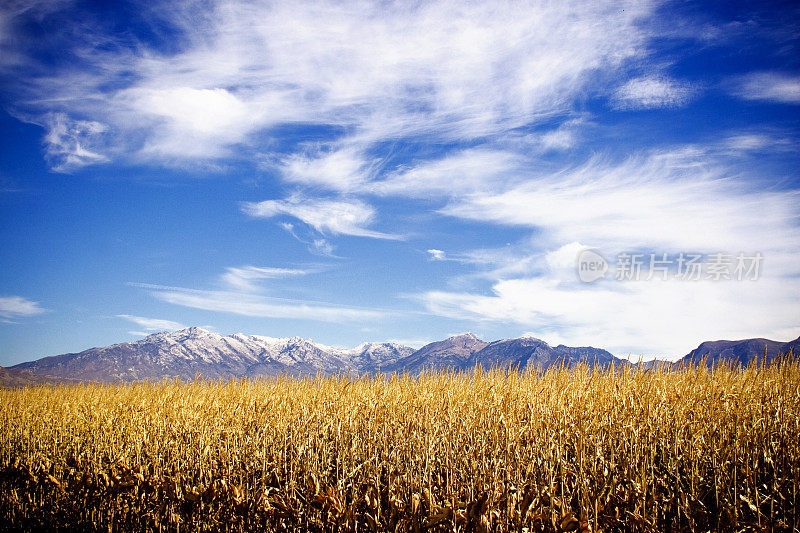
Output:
[{"xmin": 11, "ymin": 328, "xmax": 414, "ymax": 382}]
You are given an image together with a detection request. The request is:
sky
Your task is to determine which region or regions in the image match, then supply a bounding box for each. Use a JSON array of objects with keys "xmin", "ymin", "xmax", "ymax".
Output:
[{"xmin": 0, "ymin": 0, "xmax": 799, "ymax": 365}]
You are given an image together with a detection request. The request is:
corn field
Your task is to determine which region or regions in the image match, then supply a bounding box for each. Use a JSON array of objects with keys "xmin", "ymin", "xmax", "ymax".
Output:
[{"xmin": 1, "ymin": 360, "xmax": 799, "ymax": 532}]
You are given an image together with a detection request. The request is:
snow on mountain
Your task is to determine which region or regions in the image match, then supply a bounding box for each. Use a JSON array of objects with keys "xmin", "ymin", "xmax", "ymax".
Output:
[
  {"xmin": 467, "ymin": 336, "xmax": 617, "ymax": 370},
  {"xmin": 14, "ymin": 327, "xmax": 794, "ymax": 385},
  {"xmin": 386, "ymin": 333, "xmax": 489, "ymax": 373},
  {"xmin": 335, "ymin": 342, "xmax": 415, "ymax": 372},
  {"xmin": 11, "ymin": 328, "xmax": 415, "ymax": 382}
]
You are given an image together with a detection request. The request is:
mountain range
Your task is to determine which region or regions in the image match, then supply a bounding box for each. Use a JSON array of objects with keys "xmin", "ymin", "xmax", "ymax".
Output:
[
  {"xmin": 1, "ymin": 327, "xmax": 798, "ymax": 385},
  {"xmin": 679, "ymin": 336, "xmax": 800, "ymax": 367}
]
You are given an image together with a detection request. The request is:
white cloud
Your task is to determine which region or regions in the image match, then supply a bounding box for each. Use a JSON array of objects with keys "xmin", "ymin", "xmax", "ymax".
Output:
[
  {"xmin": 279, "ymin": 146, "xmax": 372, "ymax": 192},
  {"xmin": 242, "ymin": 194, "xmax": 401, "ymax": 240},
  {"xmin": 130, "ymin": 87, "xmax": 250, "ymax": 135},
  {"xmin": 311, "ymin": 238, "xmax": 335, "ymax": 256},
  {"xmin": 427, "ymin": 249, "xmax": 446, "ymax": 261},
  {"xmin": 445, "ymin": 245, "xmax": 540, "ymax": 281},
  {"xmin": 117, "ymin": 314, "xmax": 184, "ymax": 331},
  {"xmin": 371, "ymin": 148, "xmax": 523, "ymax": 198},
  {"xmin": 0, "ymin": 295, "xmax": 47, "ymax": 322},
  {"xmin": 545, "ymin": 242, "xmax": 588, "ymax": 271},
  {"xmin": 277, "ymin": 222, "xmax": 339, "ymax": 257},
  {"xmin": 131, "ymin": 257, "xmax": 389, "ymax": 322},
  {"xmin": 724, "ymin": 133, "xmax": 772, "ymax": 152},
  {"xmin": 139, "ymin": 284, "xmax": 386, "ymax": 323},
  {"xmin": 422, "ymin": 148, "xmax": 800, "ymax": 357},
  {"xmin": 4, "ymin": 0, "xmax": 655, "ymax": 169},
  {"xmin": 730, "ymin": 72, "xmax": 800, "ymax": 104},
  {"xmin": 528, "ymin": 118, "xmax": 587, "ymax": 151},
  {"xmin": 42, "ymin": 113, "xmax": 108, "ymax": 173},
  {"xmin": 0, "ymin": 1, "xmax": 73, "ymax": 69},
  {"xmin": 440, "ymin": 149, "xmax": 800, "ymax": 253},
  {"xmin": 418, "ymin": 275, "xmax": 800, "ymax": 358},
  {"xmin": 221, "ymin": 265, "xmax": 308, "ymax": 292},
  {"xmin": 120, "ymin": 87, "xmax": 255, "ymax": 158},
  {"xmin": 274, "ymin": 146, "xmax": 526, "ymax": 198},
  {"xmin": 613, "ymin": 75, "xmax": 696, "ymax": 109},
  {"xmin": 720, "ymin": 133, "xmax": 796, "ymax": 154},
  {"xmin": 539, "ymin": 128, "xmax": 577, "ymax": 151}
]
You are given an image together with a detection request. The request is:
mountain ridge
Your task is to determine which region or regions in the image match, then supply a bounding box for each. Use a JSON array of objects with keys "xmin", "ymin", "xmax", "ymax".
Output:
[
  {"xmin": 4, "ymin": 328, "xmax": 799, "ymax": 385},
  {"xmin": 385, "ymin": 332, "xmax": 489, "ymax": 374},
  {"xmin": 678, "ymin": 335, "xmax": 800, "ymax": 368},
  {"xmin": 10, "ymin": 327, "xmax": 414, "ymax": 383}
]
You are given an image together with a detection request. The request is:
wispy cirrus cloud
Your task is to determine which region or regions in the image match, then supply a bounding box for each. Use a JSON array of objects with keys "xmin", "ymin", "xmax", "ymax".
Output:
[
  {"xmin": 131, "ymin": 282, "xmax": 387, "ymax": 323},
  {"xmin": 42, "ymin": 113, "xmax": 109, "ymax": 173},
  {"xmin": 242, "ymin": 194, "xmax": 402, "ymax": 240},
  {"xmin": 719, "ymin": 132, "xmax": 797, "ymax": 154},
  {"xmin": 427, "ymin": 249, "xmax": 446, "ymax": 261},
  {"xmin": 278, "ymin": 223, "xmax": 338, "ymax": 257},
  {"xmin": 271, "ymin": 146, "xmax": 526, "ymax": 200},
  {"xmin": 613, "ymin": 75, "xmax": 697, "ymax": 109},
  {"xmin": 130, "ymin": 262, "xmax": 391, "ymax": 323},
  {"xmin": 2, "ymin": 0, "xmax": 656, "ymax": 169},
  {"xmin": 117, "ymin": 314, "xmax": 184, "ymax": 332},
  {"xmin": 370, "ymin": 149, "xmax": 523, "ymax": 198},
  {"xmin": 536, "ymin": 119, "xmax": 585, "ymax": 151},
  {"xmin": 0, "ymin": 1, "xmax": 72, "ymax": 69},
  {"xmin": 220, "ymin": 265, "xmax": 310, "ymax": 292},
  {"xmin": 119, "ymin": 87, "xmax": 257, "ymax": 159},
  {"xmin": 417, "ymin": 272, "xmax": 800, "ymax": 358},
  {"xmin": 0, "ymin": 295, "xmax": 47, "ymax": 322},
  {"xmin": 729, "ymin": 72, "xmax": 800, "ymax": 104},
  {"xmin": 277, "ymin": 146, "xmax": 374, "ymax": 192},
  {"xmin": 418, "ymin": 148, "xmax": 800, "ymax": 357},
  {"xmin": 439, "ymin": 148, "xmax": 800, "ymax": 253}
]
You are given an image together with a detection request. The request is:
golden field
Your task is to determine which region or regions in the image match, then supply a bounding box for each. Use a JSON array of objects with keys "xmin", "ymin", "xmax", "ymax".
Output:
[{"xmin": 1, "ymin": 360, "xmax": 799, "ymax": 532}]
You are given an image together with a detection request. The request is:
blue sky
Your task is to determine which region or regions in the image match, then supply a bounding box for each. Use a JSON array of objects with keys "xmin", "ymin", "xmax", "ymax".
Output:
[{"xmin": 1, "ymin": 0, "xmax": 799, "ymax": 364}]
